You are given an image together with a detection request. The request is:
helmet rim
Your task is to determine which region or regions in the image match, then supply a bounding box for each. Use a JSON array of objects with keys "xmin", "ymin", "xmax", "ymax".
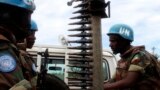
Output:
[{"xmin": 107, "ymin": 24, "xmax": 134, "ymax": 41}]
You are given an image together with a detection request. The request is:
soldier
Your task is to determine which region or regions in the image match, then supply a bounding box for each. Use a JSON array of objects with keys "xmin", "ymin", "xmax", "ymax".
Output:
[
  {"xmin": 17, "ymin": 20, "xmax": 38, "ymax": 89},
  {"xmin": 17, "ymin": 20, "xmax": 70, "ymax": 90},
  {"xmin": 104, "ymin": 24, "xmax": 160, "ymax": 90},
  {"xmin": 0, "ymin": 0, "xmax": 35, "ymax": 90}
]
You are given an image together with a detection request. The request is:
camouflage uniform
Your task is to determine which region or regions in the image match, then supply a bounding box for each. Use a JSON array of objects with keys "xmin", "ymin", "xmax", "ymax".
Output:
[
  {"xmin": 0, "ymin": 0, "xmax": 36, "ymax": 89},
  {"xmin": 114, "ymin": 46, "xmax": 160, "ymax": 90},
  {"xmin": 19, "ymin": 48, "xmax": 37, "ymax": 80},
  {"xmin": 17, "ymin": 43, "xmax": 37, "ymax": 88},
  {"xmin": 0, "ymin": 33, "xmax": 24, "ymax": 89}
]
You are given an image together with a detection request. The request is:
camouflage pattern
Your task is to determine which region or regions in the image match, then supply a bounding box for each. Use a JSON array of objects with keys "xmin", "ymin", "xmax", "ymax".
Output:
[
  {"xmin": 0, "ymin": 34, "xmax": 24, "ymax": 90},
  {"xmin": 115, "ymin": 46, "xmax": 160, "ymax": 90},
  {"xmin": 9, "ymin": 79, "xmax": 31, "ymax": 90},
  {"xmin": 18, "ymin": 43, "xmax": 37, "ymax": 85}
]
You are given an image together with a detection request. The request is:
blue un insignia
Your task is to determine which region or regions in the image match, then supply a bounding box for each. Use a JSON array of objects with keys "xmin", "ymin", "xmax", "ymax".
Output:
[{"xmin": 0, "ymin": 55, "xmax": 16, "ymax": 72}]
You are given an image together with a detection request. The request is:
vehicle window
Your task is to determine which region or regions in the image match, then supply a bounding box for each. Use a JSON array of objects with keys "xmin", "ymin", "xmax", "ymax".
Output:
[
  {"xmin": 35, "ymin": 54, "xmax": 111, "ymax": 81},
  {"xmin": 49, "ymin": 67, "xmax": 62, "ymax": 71},
  {"xmin": 47, "ymin": 63, "xmax": 64, "ymax": 80},
  {"xmin": 102, "ymin": 59, "xmax": 110, "ymax": 81},
  {"xmin": 67, "ymin": 59, "xmax": 111, "ymax": 81}
]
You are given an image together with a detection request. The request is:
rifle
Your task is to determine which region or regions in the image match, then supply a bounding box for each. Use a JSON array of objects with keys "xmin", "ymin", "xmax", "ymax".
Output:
[
  {"xmin": 36, "ymin": 48, "xmax": 70, "ymax": 90},
  {"xmin": 36, "ymin": 48, "xmax": 49, "ymax": 90}
]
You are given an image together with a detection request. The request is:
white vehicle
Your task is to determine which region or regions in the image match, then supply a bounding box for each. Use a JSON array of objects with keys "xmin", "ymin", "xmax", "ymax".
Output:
[{"xmin": 27, "ymin": 45, "xmax": 118, "ymax": 83}]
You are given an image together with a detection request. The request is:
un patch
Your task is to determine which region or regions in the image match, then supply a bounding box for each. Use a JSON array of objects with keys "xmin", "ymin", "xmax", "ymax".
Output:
[{"xmin": 0, "ymin": 55, "xmax": 16, "ymax": 72}]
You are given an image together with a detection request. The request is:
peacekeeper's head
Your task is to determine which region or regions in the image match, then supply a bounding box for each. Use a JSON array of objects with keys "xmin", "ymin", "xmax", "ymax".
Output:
[
  {"xmin": 0, "ymin": 0, "xmax": 36, "ymax": 41},
  {"xmin": 107, "ymin": 24, "xmax": 134, "ymax": 54},
  {"xmin": 26, "ymin": 19, "xmax": 38, "ymax": 48}
]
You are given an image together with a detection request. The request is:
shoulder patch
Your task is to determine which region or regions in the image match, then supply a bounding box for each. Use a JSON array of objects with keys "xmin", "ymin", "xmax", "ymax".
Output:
[
  {"xmin": 131, "ymin": 54, "xmax": 141, "ymax": 64},
  {"xmin": 0, "ymin": 55, "xmax": 16, "ymax": 72}
]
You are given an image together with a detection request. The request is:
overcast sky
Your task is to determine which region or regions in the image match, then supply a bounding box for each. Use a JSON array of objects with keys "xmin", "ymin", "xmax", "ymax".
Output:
[{"xmin": 32, "ymin": 0, "xmax": 160, "ymax": 55}]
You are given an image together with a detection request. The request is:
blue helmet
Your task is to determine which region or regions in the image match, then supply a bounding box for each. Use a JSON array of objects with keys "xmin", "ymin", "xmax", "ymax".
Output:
[
  {"xmin": 30, "ymin": 20, "xmax": 38, "ymax": 31},
  {"xmin": 107, "ymin": 24, "xmax": 134, "ymax": 41},
  {"xmin": 0, "ymin": 0, "xmax": 35, "ymax": 11}
]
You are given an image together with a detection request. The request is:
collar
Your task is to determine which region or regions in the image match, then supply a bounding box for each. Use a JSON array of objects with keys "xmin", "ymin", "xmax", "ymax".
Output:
[{"xmin": 120, "ymin": 45, "xmax": 145, "ymax": 58}]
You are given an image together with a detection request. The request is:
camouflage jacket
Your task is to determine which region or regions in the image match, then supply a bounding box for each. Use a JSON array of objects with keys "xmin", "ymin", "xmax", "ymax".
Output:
[
  {"xmin": 114, "ymin": 46, "xmax": 160, "ymax": 90},
  {"xmin": 19, "ymin": 48, "xmax": 37, "ymax": 80},
  {"xmin": 0, "ymin": 34, "xmax": 24, "ymax": 90}
]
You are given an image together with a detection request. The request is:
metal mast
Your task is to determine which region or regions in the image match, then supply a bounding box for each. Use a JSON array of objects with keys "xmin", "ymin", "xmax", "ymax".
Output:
[{"xmin": 67, "ymin": 0, "xmax": 110, "ymax": 90}]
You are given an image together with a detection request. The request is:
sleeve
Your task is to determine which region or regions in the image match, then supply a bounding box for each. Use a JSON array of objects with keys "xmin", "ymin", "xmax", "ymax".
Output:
[
  {"xmin": 9, "ymin": 79, "xmax": 31, "ymax": 90},
  {"xmin": 128, "ymin": 54, "xmax": 145, "ymax": 74},
  {"xmin": 9, "ymin": 86, "xmax": 27, "ymax": 90}
]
